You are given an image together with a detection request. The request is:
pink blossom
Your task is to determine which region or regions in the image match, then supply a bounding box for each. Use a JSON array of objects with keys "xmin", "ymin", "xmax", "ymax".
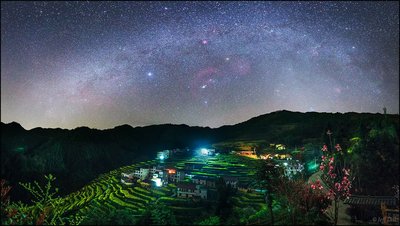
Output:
[
  {"xmin": 335, "ymin": 182, "xmax": 341, "ymax": 191},
  {"xmin": 334, "ymin": 144, "xmax": 342, "ymax": 152},
  {"xmin": 321, "ymin": 145, "xmax": 328, "ymax": 152}
]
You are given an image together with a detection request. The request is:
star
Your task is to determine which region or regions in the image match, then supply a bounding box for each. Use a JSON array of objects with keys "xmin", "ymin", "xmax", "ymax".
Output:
[{"xmin": 1, "ymin": 2, "xmax": 398, "ymax": 129}]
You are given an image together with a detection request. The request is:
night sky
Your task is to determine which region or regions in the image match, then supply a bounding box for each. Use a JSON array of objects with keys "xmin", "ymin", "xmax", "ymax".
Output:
[{"xmin": 1, "ymin": 1, "xmax": 399, "ymax": 129}]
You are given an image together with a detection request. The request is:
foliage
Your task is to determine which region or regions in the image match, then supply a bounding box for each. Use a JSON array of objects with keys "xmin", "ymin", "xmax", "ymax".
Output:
[
  {"xmin": 310, "ymin": 135, "xmax": 353, "ymax": 225},
  {"xmin": 255, "ymin": 159, "xmax": 282, "ymax": 192},
  {"xmin": 276, "ymin": 177, "xmax": 330, "ymax": 225},
  {"xmin": 255, "ymin": 159, "xmax": 283, "ymax": 225},
  {"xmin": 1, "ymin": 179, "xmax": 12, "ymax": 224},
  {"xmin": 137, "ymin": 202, "xmax": 176, "ymax": 225},
  {"xmin": 1, "ymin": 174, "xmax": 83, "ymax": 225},
  {"xmin": 82, "ymin": 205, "xmax": 138, "ymax": 225},
  {"xmin": 349, "ymin": 120, "xmax": 399, "ymax": 195},
  {"xmin": 215, "ymin": 177, "xmax": 235, "ymax": 223},
  {"xmin": 196, "ymin": 216, "xmax": 220, "ymax": 225}
]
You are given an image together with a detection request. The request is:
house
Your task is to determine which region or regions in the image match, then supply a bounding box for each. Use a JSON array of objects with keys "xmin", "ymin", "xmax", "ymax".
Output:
[
  {"xmin": 192, "ymin": 175, "xmax": 216, "ymax": 188},
  {"xmin": 276, "ymin": 144, "xmax": 286, "ymax": 150},
  {"xmin": 223, "ymin": 176, "xmax": 238, "ymax": 188},
  {"xmin": 206, "ymin": 177, "xmax": 216, "ymax": 188},
  {"xmin": 192, "ymin": 175, "xmax": 208, "ymax": 185},
  {"xmin": 170, "ymin": 148, "xmax": 190, "ymax": 157},
  {"xmin": 199, "ymin": 148, "xmax": 216, "ymax": 156},
  {"xmin": 169, "ymin": 169, "xmax": 185, "ymax": 183},
  {"xmin": 134, "ymin": 167, "xmax": 150, "ymax": 180},
  {"xmin": 120, "ymin": 173, "xmax": 136, "ymax": 185},
  {"xmin": 177, "ymin": 183, "xmax": 197, "ymax": 198},
  {"xmin": 150, "ymin": 165, "xmax": 166, "ymax": 175},
  {"xmin": 344, "ymin": 195, "xmax": 398, "ymax": 223},
  {"xmin": 237, "ymin": 150, "xmax": 257, "ymax": 159},
  {"xmin": 197, "ymin": 185, "xmax": 208, "ymax": 199},
  {"xmin": 260, "ymin": 154, "xmax": 273, "ymax": 160},
  {"xmin": 177, "ymin": 183, "xmax": 208, "ymax": 199},
  {"xmin": 273, "ymin": 153, "xmax": 292, "ymax": 160},
  {"xmin": 283, "ymin": 160, "xmax": 304, "ymax": 179},
  {"xmin": 237, "ymin": 181, "xmax": 252, "ymax": 192},
  {"xmin": 157, "ymin": 150, "xmax": 170, "ymax": 160}
]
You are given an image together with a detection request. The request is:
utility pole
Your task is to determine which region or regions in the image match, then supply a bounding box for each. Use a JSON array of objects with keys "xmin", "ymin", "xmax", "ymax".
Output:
[{"xmin": 327, "ymin": 130, "xmax": 333, "ymax": 151}]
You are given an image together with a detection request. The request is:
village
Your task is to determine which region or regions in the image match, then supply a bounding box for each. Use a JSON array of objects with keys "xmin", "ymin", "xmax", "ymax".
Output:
[{"xmin": 120, "ymin": 144, "xmax": 305, "ymax": 201}]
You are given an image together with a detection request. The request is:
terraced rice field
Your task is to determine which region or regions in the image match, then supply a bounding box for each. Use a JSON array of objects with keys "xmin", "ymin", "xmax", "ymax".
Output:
[
  {"xmin": 231, "ymin": 191, "xmax": 266, "ymax": 210},
  {"xmin": 58, "ymin": 159, "xmax": 171, "ymax": 220},
  {"xmin": 56, "ymin": 154, "xmax": 264, "ymax": 224}
]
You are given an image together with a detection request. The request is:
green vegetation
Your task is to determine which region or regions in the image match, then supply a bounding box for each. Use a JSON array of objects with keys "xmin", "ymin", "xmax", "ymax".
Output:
[
  {"xmin": 349, "ymin": 119, "xmax": 399, "ymax": 195},
  {"xmin": 1, "ymin": 154, "xmax": 266, "ymax": 225},
  {"xmin": 195, "ymin": 216, "xmax": 220, "ymax": 225},
  {"xmin": 1, "ymin": 112, "xmax": 399, "ymax": 225},
  {"xmin": 1, "ymin": 174, "xmax": 84, "ymax": 225}
]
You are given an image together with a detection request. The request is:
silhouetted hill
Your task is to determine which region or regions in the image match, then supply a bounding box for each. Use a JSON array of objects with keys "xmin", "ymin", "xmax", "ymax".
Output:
[
  {"xmin": 217, "ymin": 110, "xmax": 399, "ymax": 144},
  {"xmin": 1, "ymin": 111, "xmax": 398, "ymax": 201}
]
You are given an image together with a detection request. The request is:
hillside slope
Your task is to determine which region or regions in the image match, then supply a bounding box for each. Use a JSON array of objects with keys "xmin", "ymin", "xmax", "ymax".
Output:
[{"xmin": 1, "ymin": 110, "xmax": 398, "ymax": 200}]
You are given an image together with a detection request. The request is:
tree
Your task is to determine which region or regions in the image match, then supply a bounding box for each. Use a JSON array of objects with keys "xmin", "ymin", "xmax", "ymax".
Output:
[
  {"xmin": 215, "ymin": 177, "xmax": 234, "ymax": 222},
  {"xmin": 350, "ymin": 121, "xmax": 399, "ymax": 195},
  {"xmin": 310, "ymin": 139, "xmax": 353, "ymax": 226},
  {"xmin": 276, "ymin": 177, "xmax": 330, "ymax": 225},
  {"xmin": 255, "ymin": 159, "xmax": 281, "ymax": 225},
  {"xmin": 1, "ymin": 179, "xmax": 12, "ymax": 224},
  {"xmin": 82, "ymin": 206, "xmax": 138, "ymax": 225},
  {"xmin": 137, "ymin": 202, "xmax": 176, "ymax": 225},
  {"xmin": 1, "ymin": 174, "xmax": 83, "ymax": 225}
]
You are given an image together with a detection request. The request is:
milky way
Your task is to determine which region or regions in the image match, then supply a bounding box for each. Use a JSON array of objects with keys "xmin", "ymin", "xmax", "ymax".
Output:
[{"xmin": 1, "ymin": 1, "xmax": 399, "ymax": 129}]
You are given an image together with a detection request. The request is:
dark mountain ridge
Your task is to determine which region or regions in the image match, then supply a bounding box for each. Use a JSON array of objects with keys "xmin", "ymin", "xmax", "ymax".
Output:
[{"xmin": 1, "ymin": 110, "xmax": 399, "ymax": 201}]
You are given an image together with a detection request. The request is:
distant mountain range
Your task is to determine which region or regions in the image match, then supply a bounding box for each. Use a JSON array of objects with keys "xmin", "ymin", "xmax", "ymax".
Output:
[{"xmin": 1, "ymin": 110, "xmax": 398, "ymax": 200}]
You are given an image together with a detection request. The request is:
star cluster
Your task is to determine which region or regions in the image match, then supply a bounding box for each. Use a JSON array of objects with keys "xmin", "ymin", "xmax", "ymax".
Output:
[{"xmin": 1, "ymin": 1, "xmax": 399, "ymax": 129}]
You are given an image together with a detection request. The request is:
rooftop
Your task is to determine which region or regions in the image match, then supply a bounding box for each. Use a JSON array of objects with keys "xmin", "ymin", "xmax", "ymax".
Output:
[
  {"xmin": 223, "ymin": 175, "xmax": 239, "ymax": 181},
  {"xmin": 193, "ymin": 175, "xmax": 210, "ymax": 180},
  {"xmin": 344, "ymin": 195, "xmax": 397, "ymax": 206},
  {"xmin": 177, "ymin": 183, "xmax": 197, "ymax": 190}
]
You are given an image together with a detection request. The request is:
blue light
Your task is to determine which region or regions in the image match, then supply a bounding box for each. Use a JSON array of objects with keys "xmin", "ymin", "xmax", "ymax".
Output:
[{"xmin": 201, "ymin": 148, "xmax": 209, "ymax": 155}]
